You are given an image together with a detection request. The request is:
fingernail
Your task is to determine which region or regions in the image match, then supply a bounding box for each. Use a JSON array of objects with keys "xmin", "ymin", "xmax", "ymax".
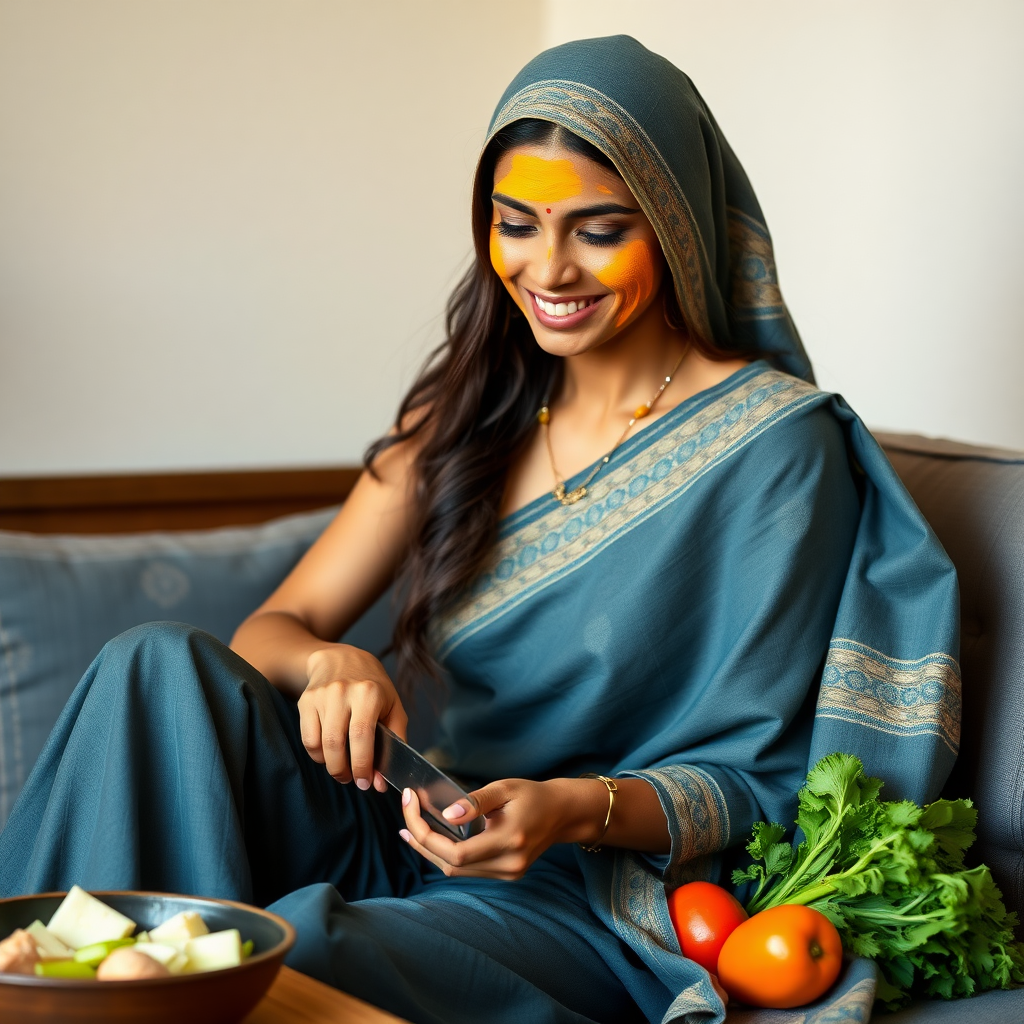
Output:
[
  {"xmin": 399, "ymin": 829, "xmax": 412, "ymax": 843},
  {"xmin": 355, "ymin": 778, "xmax": 370, "ymax": 791},
  {"xmin": 442, "ymin": 803, "xmax": 466, "ymax": 821},
  {"xmin": 402, "ymin": 788, "xmax": 411, "ymax": 807}
]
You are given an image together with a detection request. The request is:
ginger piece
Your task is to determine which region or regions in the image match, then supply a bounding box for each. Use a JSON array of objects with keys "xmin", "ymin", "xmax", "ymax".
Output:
[
  {"xmin": 0, "ymin": 929, "xmax": 41, "ymax": 975},
  {"xmin": 96, "ymin": 946, "xmax": 171, "ymax": 980}
]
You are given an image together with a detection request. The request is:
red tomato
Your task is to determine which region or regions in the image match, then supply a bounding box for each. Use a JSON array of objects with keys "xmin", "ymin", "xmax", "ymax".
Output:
[
  {"xmin": 717, "ymin": 904, "xmax": 843, "ymax": 1008},
  {"xmin": 667, "ymin": 881, "xmax": 748, "ymax": 974}
]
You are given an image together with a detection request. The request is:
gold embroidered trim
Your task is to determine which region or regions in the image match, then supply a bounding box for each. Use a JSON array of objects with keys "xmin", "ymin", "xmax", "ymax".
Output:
[
  {"xmin": 435, "ymin": 368, "xmax": 818, "ymax": 656},
  {"xmin": 817, "ymin": 639, "xmax": 961, "ymax": 755},
  {"xmin": 487, "ymin": 80, "xmax": 716, "ymax": 346},
  {"xmin": 629, "ymin": 765, "xmax": 731, "ymax": 870},
  {"xmin": 727, "ymin": 206, "xmax": 786, "ymax": 321},
  {"xmin": 609, "ymin": 853, "xmax": 690, "ymax": 984}
]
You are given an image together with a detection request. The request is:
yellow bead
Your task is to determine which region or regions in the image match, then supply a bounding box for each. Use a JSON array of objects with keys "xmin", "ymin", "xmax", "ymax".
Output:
[
  {"xmin": 634, "ymin": 404, "xmax": 650, "ymax": 419},
  {"xmin": 537, "ymin": 407, "xmax": 550, "ymax": 424}
]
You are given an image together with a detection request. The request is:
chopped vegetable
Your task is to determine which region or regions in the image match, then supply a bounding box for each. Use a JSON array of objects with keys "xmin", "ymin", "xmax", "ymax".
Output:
[
  {"xmin": 134, "ymin": 942, "xmax": 181, "ymax": 968},
  {"xmin": 149, "ymin": 911, "xmax": 208, "ymax": 949},
  {"xmin": 732, "ymin": 753, "xmax": 1024, "ymax": 1009},
  {"xmin": 73, "ymin": 937, "xmax": 136, "ymax": 967},
  {"xmin": 97, "ymin": 946, "xmax": 170, "ymax": 981},
  {"xmin": 34, "ymin": 959, "xmax": 97, "ymax": 979},
  {"xmin": 4, "ymin": 889, "xmax": 254, "ymax": 981},
  {"xmin": 0, "ymin": 929, "xmax": 41, "ymax": 974},
  {"xmin": 47, "ymin": 886, "xmax": 135, "ymax": 949},
  {"xmin": 183, "ymin": 929, "xmax": 242, "ymax": 973},
  {"xmin": 25, "ymin": 920, "xmax": 73, "ymax": 960}
]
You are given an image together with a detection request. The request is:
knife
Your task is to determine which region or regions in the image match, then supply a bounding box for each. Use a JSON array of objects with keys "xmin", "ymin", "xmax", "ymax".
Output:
[{"xmin": 373, "ymin": 722, "xmax": 485, "ymax": 842}]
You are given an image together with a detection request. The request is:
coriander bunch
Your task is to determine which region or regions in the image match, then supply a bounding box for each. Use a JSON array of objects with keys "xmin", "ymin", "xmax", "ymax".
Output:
[{"xmin": 732, "ymin": 753, "xmax": 1024, "ymax": 1009}]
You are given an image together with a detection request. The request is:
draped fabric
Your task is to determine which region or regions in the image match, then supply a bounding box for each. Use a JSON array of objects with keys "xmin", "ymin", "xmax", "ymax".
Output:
[
  {"xmin": 427, "ymin": 360, "xmax": 959, "ymax": 1021},
  {"xmin": 482, "ymin": 35, "xmax": 814, "ymax": 381},
  {"xmin": 0, "ymin": 35, "xmax": 961, "ymax": 1024}
]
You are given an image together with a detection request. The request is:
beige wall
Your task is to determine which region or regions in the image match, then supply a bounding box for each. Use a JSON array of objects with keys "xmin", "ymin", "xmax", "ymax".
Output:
[
  {"xmin": 1, "ymin": 1, "xmax": 1022, "ymax": 476},
  {"xmin": 547, "ymin": 1, "xmax": 1024, "ymax": 449},
  {"xmin": 0, "ymin": 0, "xmax": 542, "ymax": 474}
]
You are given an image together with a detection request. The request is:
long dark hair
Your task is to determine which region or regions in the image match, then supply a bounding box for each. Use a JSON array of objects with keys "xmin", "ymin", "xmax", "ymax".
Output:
[{"xmin": 365, "ymin": 119, "xmax": 732, "ymax": 692}]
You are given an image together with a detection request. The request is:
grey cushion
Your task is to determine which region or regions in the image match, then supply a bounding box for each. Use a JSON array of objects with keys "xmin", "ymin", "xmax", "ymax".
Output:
[
  {"xmin": 0, "ymin": 508, "xmax": 336, "ymax": 829},
  {"xmin": 876, "ymin": 433, "xmax": 1024, "ymax": 919}
]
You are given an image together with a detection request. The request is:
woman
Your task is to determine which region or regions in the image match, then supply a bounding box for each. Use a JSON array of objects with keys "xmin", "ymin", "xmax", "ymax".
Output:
[{"xmin": 0, "ymin": 35, "xmax": 959, "ymax": 1024}]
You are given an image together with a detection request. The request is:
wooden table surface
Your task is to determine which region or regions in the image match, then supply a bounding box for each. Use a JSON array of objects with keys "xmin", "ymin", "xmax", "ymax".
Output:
[{"xmin": 244, "ymin": 966, "xmax": 409, "ymax": 1024}]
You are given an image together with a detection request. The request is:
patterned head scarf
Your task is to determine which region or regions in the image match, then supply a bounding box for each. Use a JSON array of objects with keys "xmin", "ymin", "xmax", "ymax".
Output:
[{"xmin": 483, "ymin": 35, "xmax": 813, "ymax": 382}]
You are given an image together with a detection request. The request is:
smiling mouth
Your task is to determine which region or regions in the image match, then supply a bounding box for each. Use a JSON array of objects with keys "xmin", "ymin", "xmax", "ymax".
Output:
[
  {"xmin": 531, "ymin": 292, "xmax": 600, "ymax": 317},
  {"xmin": 528, "ymin": 291, "xmax": 606, "ymax": 329}
]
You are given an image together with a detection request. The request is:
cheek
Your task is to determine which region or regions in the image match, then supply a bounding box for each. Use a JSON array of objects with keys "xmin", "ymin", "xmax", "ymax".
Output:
[
  {"xmin": 594, "ymin": 239, "xmax": 657, "ymax": 327},
  {"xmin": 489, "ymin": 223, "xmax": 526, "ymax": 313}
]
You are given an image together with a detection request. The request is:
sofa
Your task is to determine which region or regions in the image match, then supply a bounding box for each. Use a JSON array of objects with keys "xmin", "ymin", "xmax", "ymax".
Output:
[{"xmin": 1, "ymin": 431, "xmax": 1022, "ymax": 1022}]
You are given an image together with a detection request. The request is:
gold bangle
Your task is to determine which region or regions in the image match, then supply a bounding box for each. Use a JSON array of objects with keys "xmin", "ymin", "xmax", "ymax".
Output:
[{"xmin": 578, "ymin": 773, "xmax": 618, "ymax": 853}]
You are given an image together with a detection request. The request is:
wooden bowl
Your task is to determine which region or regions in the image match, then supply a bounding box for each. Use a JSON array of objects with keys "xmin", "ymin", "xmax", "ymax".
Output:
[{"xmin": 0, "ymin": 891, "xmax": 296, "ymax": 1023}]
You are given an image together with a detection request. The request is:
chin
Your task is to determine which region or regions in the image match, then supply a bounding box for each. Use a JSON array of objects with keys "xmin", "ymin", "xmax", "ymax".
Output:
[
  {"xmin": 525, "ymin": 315, "xmax": 620, "ymax": 358},
  {"xmin": 529, "ymin": 327, "xmax": 607, "ymax": 358}
]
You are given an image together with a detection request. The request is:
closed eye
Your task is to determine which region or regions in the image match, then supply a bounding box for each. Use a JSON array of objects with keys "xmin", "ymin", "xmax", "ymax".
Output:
[
  {"xmin": 578, "ymin": 228, "xmax": 626, "ymax": 247},
  {"xmin": 496, "ymin": 220, "xmax": 536, "ymax": 238}
]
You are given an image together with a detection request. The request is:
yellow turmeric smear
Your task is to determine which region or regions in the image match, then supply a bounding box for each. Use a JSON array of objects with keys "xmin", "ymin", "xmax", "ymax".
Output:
[
  {"xmin": 489, "ymin": 220, "xmax": 526, "ymax": 313},
  {"xmin": 595, "ymin": 239, "xmax": 656, "ymax": 327},
  {"xmin": 494, "ymin": 154, "xmax": 583, "ymax": 204}
]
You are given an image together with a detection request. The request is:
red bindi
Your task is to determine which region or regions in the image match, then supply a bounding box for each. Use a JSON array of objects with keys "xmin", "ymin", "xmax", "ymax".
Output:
[{"xmin": 546, "ymin": 208, "xmax": 551, "ymax": 214}]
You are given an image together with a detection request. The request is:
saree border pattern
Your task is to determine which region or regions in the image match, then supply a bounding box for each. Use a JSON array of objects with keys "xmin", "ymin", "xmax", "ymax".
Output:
[
  {"xmin": 726, "ymin": 206, "xmax": 787, "ymax": 321},
  {"xmin": 623, "ymin": 764, "xmax": 731, "ymax": 885},
  {"xmin": 608, "ymin": 852, "xmax": 726, "ymax": 1021},
  {"xmin": 487, "ymin": 80, "xmax": 718, "ymax": 346},
  {"xmin": 435, "ymin": 368, "xmax": 819, "ymax": 657},
  {"xmin": 817, "ymin": 638, "xmax": 962, "ymax": 755}
]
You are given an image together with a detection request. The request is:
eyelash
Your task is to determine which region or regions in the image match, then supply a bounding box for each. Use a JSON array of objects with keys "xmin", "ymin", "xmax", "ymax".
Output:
[
  {"xmin": 578, "ymin": 229, "xmax": 625, "ymax": 247},
  {"xmin": 496, "ymin": 221, "xmax": 626, "ymax": 247},
  {"xmin": 495, "ymin": 221, "xmax": 534, "ymax": 238}
]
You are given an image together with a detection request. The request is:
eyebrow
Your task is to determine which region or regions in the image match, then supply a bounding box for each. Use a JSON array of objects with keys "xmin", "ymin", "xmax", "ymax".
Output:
[{"xmin": 491, "ymin": 193, "xmax": 640, "ymax": 219}]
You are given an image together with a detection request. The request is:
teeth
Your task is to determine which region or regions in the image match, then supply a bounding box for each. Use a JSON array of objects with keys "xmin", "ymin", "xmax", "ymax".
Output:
[{"xmin": 535, "ymin": 296, "xmax": 591, "ymax": 318}]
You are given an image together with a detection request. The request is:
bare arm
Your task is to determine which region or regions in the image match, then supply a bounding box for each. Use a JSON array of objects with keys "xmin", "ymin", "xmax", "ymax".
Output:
[
  {"xmin": 231, "ymin": 435, "xmax": 418, "ymax": 787},
  {"xmin": 231, "ymin": 435, "xmax": 417, "ymax": 691}
]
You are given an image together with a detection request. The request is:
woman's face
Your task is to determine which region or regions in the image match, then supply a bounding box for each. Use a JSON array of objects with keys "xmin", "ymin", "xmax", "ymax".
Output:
[{"xmin": 489, "ymin": 140, "xmax": 667, "ymax": 357}]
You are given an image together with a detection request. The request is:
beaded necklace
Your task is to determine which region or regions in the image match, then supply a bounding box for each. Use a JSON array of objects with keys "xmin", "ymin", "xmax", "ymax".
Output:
[{"xmin": 537, "ymin": 348, "xmax": 688, "ymax": 506}]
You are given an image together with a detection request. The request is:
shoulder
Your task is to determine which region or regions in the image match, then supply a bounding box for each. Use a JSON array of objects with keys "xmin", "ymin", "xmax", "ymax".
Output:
[
  {"xmin": 702, "ymin": 366, "xmax": 853, "ymax": 492},
  {"xmin": 367, "ymin": 402, "xmax": 435, "ymax": 488}
]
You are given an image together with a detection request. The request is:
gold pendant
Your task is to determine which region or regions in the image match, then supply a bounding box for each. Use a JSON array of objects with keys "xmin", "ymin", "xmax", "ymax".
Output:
[{"xmin": 554, "ymin": 484, "xmax": 587, "ymax": 506}]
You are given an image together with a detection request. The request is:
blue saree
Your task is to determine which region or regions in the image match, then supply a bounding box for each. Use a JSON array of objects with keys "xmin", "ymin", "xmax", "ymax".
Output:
[{"xmin": 0, "ymin": 34, "xmax": 960, "ymax": 1024}]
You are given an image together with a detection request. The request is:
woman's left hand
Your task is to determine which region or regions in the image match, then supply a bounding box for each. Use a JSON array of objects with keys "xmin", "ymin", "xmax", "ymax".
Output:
[{"xmin": 399, "ymin": 777, "xmax": 597, "ymax": 880}]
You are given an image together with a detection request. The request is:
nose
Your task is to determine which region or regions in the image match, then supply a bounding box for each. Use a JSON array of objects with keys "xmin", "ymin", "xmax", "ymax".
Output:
[{"xmin": 534, "ymin": 233, "xmax": 580, "ymax": 292}]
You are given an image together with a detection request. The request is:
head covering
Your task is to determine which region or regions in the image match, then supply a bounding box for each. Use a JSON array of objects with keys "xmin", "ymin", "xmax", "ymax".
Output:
[{"xmin": 483, "ymin": 35, "xmax": 813, "ymax": 382}]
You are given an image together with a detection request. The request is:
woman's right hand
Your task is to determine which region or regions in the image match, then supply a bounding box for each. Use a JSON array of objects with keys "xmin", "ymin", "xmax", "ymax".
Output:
[{"xmin": 298, "ymin": 645, "xmax": 408, "ymax": 793}]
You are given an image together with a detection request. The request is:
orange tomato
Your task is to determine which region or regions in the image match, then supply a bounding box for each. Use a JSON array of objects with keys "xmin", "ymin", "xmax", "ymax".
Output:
[
  {"xmin": 716, "ymin": 904, "xmax": 843, "ymax": 1008},
  {"xmin": 667, "ymin": 881, "xmax": 748, "ymax": 975}
]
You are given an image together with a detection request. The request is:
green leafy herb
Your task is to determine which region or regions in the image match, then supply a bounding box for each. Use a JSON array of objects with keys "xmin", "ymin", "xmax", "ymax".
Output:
[{"xmin": 732, "ymin": 753, "xmax": 1024, "ymax": 1010}]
